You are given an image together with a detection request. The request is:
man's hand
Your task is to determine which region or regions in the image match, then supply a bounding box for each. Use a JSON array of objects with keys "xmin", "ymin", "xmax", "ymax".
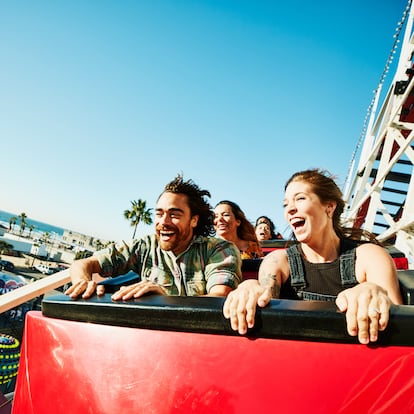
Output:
[
  {"xmin": 64, "ymin": 257, "xmax": 103, "ymax": 299},
  {"xmin": 111, "ymin": 280, "xmax": 167, "ymax": 301},
  {"xmin": 336, "ymin": 282, "xmax": 392, "ymax": 344},
  {"xmin": 65, "ymin": 280, "xmax": 105, "ymax": 299}
]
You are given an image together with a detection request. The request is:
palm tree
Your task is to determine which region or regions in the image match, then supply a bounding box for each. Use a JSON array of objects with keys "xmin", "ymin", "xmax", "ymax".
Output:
[
  {"xmin": 41, "ymin": 232, "xmax": 52, "ymax": 260},
  {"xmin": 41, "ymin": 232, "xmax": 51, "ymax": 245},
  {"xmin": 8, "ymin": 216, "xmax": 17, "ymax": 232},
  {"xmin": 124, "ymin": 199, "xmax": 153, "ymax": 239},
  {"xmin": 18, "ymin": 212, "xmax": 27, "ymax": 236},
  {"xmin": 28, "ymin": 224, "xmax": 35, "ymax": 239}
]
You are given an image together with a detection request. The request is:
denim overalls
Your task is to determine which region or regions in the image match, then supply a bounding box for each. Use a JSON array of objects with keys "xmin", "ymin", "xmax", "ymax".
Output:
[{"xmin": 285, "ymin": 240, "xmax": 358, "ymax": 301}]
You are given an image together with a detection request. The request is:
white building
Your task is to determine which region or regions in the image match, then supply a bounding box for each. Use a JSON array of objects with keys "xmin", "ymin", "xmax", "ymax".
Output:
[
  {"xmin": 61, "ymin": 230, "xmax": 96, "ymax": 251},
  {"xmin": 0, "ymin": 234, "xmax": 47, "ymax": 256}
]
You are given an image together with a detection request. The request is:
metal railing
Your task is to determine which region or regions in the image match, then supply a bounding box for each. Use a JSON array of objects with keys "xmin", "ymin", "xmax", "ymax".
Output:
[{"xmin": 0, "ymin": 270, "xmax": 71, "ymax": 314}]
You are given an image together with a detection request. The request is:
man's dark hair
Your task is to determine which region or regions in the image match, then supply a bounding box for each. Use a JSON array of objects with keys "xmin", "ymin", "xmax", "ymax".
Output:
[{"xmin": 161, "ymin": 174, "xmax": 215, "ymax": 236}]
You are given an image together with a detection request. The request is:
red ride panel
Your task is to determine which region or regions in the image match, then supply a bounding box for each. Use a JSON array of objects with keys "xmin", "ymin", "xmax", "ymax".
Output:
[{"xmin": 12, "ymin": 311, "xmax": 414, "ymax": 414}]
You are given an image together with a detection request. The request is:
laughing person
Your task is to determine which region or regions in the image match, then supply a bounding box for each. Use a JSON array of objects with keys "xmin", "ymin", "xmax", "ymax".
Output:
[
  {"xmin": 223, "ymin": 169, "xmax": 402, "ymax": 344},
  {"xmin": 66, "ymin": 174, "xmax": 241, "ymax": 300},
  {"xmin": 214, "ymin": 200, "xmax": 263, "ymax": 259}
]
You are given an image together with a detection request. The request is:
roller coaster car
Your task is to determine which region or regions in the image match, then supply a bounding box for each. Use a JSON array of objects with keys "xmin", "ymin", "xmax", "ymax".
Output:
[
  {"xmin": 8, "ymin": 243, "xmax": 414, "ymax": 413},
  {"xmin": 10, "ymin": 293, "xmax": 414, "ymax": 414}
]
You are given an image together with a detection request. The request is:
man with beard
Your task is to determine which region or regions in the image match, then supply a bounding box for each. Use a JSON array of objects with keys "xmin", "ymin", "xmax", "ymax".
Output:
[{"xmin": 65, "ymin": 174, "xmax": 242, "ymax": 300}]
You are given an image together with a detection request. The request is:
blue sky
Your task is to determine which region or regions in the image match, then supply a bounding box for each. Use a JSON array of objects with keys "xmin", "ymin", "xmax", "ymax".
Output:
[{"xmin": 1, "ymin": 0, "xmax": 409, "ymax": 241}]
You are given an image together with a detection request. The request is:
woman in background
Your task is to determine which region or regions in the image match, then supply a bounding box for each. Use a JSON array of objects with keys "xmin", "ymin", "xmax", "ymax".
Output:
[{"xmin": 214, "ymin": 200, "xmax": 263, "ymax": 259}]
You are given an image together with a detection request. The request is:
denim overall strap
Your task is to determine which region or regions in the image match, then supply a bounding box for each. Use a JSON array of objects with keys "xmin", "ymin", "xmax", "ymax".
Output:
[
  {"xmin": 339, "ymin": 240, "xmax": 358, "ymax": 286},
  {"xmin": 286, "ymin": 244, "xmax": 306, "ymax": 298}
]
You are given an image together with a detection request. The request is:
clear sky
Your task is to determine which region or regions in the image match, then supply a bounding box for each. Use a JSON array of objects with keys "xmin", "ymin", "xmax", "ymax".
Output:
[{"xmin": 1, "ymin": 0, "xmax": 409, "ymax": 241}]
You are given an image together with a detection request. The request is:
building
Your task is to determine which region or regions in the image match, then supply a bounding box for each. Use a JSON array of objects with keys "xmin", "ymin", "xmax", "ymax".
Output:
[{"xmin": 61, "ymin": 230, "xmax": 96, "ymax": 251}]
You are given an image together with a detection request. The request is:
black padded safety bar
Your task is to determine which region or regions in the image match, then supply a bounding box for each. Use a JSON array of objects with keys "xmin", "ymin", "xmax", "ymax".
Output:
[
  {"xmin": 41, "ymin": 293, "xmax": 414, "ymax": 346},
  {"xmin": 398, "ymin": 270, "xmax": 414, "ymax": 305}
]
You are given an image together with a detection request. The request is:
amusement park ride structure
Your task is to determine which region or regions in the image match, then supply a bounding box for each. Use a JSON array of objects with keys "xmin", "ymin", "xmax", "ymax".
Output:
[{"xmin": 343, "ymin": 0, "xmax": 414, "ymax": 267}]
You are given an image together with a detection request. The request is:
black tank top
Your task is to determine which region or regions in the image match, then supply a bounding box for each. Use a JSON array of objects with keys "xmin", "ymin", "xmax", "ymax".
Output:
[{"xmin": 282, "ymin": 239, "xmax": 359, "ymax": 301}]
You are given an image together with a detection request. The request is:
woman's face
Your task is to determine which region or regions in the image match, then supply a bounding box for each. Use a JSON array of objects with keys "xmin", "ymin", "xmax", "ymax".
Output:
[
  {"xmin": 214, "ymin": 204, "xmax": 240, "ymax": 239},
  {"xmin": 283, "ymin": 180, "xmax": 334, "ymax": 243},
  {"xmin": 255, "ymin": 223, "xmax": 271, "ymax": 241}
]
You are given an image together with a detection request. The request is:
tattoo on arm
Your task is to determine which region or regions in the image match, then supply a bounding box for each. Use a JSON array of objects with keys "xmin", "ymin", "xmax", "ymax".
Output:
[{"xmin": 261, "ymin": 273, "xmax": 280, "ymax": 298}]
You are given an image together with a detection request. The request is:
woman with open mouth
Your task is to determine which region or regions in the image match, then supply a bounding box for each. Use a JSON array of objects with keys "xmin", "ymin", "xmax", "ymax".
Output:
[{"xmin": 223, "ymin": 168, "xmax": 403, "ymax": 345}]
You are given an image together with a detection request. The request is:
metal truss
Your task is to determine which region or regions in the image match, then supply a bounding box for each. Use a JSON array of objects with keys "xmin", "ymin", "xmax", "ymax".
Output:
[{"xmin": 343, "ymin": 1, "xmax": 414, "ymax": 264}]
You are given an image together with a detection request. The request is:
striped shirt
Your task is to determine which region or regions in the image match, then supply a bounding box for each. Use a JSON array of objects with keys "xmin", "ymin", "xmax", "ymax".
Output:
[{"xmin": 96, "ymin": 234, "xmax": 242, "ymax": 296}]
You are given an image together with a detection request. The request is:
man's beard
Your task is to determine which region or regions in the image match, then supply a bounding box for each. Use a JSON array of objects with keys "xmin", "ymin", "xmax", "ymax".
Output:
[
  {"xmin": 156, "ymin": 226, "xmax": 193, "ymax": 253},
  {"xmin": 158, "ymin": 237, "xmax": 176, "ymax": 251}
]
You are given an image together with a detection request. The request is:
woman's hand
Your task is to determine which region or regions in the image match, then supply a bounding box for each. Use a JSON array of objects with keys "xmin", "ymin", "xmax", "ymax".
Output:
[
  {"xmin": 223, "ymin": 279, "xmax": 272, "ymax": 334},
  {"xmin": 336, "ymin": 282, "xmax": 392, "ymax": 344}
]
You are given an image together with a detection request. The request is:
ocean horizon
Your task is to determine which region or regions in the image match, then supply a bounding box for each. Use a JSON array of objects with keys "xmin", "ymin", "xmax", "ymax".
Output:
[{"xmin": 0, "ymin": 209, "xmax": 66, "ymax": 237}]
